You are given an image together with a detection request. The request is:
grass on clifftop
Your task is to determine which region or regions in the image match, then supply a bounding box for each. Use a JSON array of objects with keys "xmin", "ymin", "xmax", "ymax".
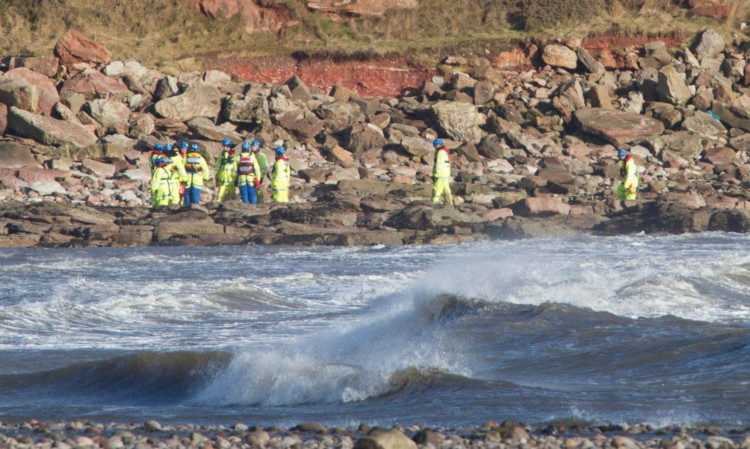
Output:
[{"xmin": 0, "ymin": 0, "xmax": 748, "ymax": 68}]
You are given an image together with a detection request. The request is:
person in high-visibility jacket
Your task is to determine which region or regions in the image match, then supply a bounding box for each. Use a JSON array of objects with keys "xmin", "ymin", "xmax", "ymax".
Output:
[
  {"xmin": 270, "ymin": 146, "xmax": 291, "ymax": 203},
  {"xmin": 162, "ymin": 143, "xmax": 186, "ymax": 205},
  {"xmin": 215, "ymin": 138, "xmax": 238, "ymax": 203},
  {"xmin": 150, "ymin": 143, "xmax": 165, "ymax": 174},
  {"xmin": 183, "ymin": 143, "xmax": 210, "ymax": 206},
  {"xmin": 431, "ymin": 138, "xmax": 453, "ymax": 205},
  {"xmin": 236, "ymin": 141, "xmax": 261, "ymax": 204},
  {"xmin": 151, "ymin": 157, "xmax": 172, "ymax": 207},
  {"xmin": 617, "ymin": 149, "xmax": 639, "ymax": 201},
  {"xmin": 251, "ymin": 140, "xmax": 268, "ymax": 203}
]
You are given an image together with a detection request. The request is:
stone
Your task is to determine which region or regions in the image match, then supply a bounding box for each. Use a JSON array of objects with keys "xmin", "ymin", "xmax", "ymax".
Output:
[
  {"xmin": 30, "ymin": 180, "xmax": 66, "ymax": 196},
  {"xmin": 431, "ymin": 101, "xmax": 482, "ymax": 144},
  {"xmin": 276, "ymin": 110, "xmax": 324, "ymax": 140},
  {"xmin": 712, "ymin": 102, "xmax": 750, "ymax": 131},
  {"xmin": 60, "ymin": 71, "xmax": 131, "ymax": 100},
  {"xmin": 473, "ymin": 79, "xmax": 494, "ymax": 105},
  {"xmin": 154, "ymin": 82, "xmax": 222, "ymax": 121},
  {"xmin": 154, "ymin": 76, "xmax": 180, "ymax": 100},
  {"xmin": 87, "ymin": 99, "xmax": 131, "ymax": 128},
  {"xmin": 574, "ymin": 108, "xmax": 665, "ymax": 147},
  {"xmin": 154, "ymin": 211, "xmax": 224, "ymax": 241},
  {"xmin": 0, "ymin": 142, "xmax": 42, "ymax": 169},
  {"xmin": 203, "ymin": 69, "xmax": 231, "ymax": 86},
  {"xmin": 286, "ymin": 76, "xmax": 313, "ymax": 102},
  {"xmin": 328, "ymin": 145, "xmax": 354, "ymax": 164},
  {"xmin": 400, "ymin": 136, "xmax": 432, "ymax": 158},
  {"xmin": 187, "ymin": 117, "xmax": 243, "ymax": 142},
  {"xmin": 0, "ymin": 77, "xmax": 38, "ymax": 113},
  {"xmin": 2, "ymin": 56, "xmax": 60, "ymax": 78},
  {"xmin": 197, "ymin": 0, "xmax": 293, "ymax": 33},
  {"xmin": 553, "ymin": 79, "xmax": 586, "ymax": 113},
  {"xmin": 4, "ymin": 68, "xmax": 59, "ymax": 115},
  {"xmin": 0, "ymin": 104, "xmax": 6, "ymax": 135},
  {"xmin": 54, "ymin": 30, "xmax": 112, "ymax": 69},
  {"xmin": 693, "ymin": 29, "xmax": 725, "ymax": 59},
  {"xmin": 82, "ymin": 158, "xmax": 117, "ymax": 178},
  {"xmin": 704, "ymin": 146, "xmax": 736, "ymax": 165},
  {"xmin": 511, "ymin": 197, "xmax": 571, "ymax": 217},
  {"xmin": 54, "ymin": 102, "xmax": 84, "ymax": 126},
  {"xmin": 223, "ymin": 94, "xmax": 270, "ymax": 126},
  {"xmin": 587, "ymin": 84, "xmax": 613, "ymax": 108},
  {"xmin": 542, "ymin": 44, "xmax": 578, "ymax": 69},
  {"xmin": 577, "ymin": 47, "xmax": 605, "ymax": 74},
  {"xmin": 656, "ymin": 65, "xmax": 693, "ymax": 106},
  {"xmin": 681, "ymin": 110, "xmax": 727, "ymax": 137},
  {"xmin": 8, "ymin": 106, "xmax": 98, "ymax": 148},
  {"xmin": 660, "ymin": 131, "xmax": 703, "ymax": 159}
]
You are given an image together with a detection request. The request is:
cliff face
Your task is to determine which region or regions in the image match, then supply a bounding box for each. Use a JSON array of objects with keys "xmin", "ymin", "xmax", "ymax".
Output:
[{"xmin": 194, "ymin": 0, "xmax": 418, "ymax": 34}]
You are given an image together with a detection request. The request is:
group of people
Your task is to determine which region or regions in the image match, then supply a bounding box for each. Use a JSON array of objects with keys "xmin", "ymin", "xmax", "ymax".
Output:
[
  {"xmin": 150, "ymin": 138, "xmax": 292, "ymax": 207},
  {"xmin": 429, "ymin": 138, "xmax": 640, "ymax": 205},
  {"xmin": 150, "ymin": 135, "xmax": 639, "ymax": 208}
]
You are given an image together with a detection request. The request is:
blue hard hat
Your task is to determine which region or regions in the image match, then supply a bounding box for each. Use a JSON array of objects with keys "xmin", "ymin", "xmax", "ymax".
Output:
[
  {"xmin": 154, "ymin": 143, "xmax": 164, "ymax": 151},
  {"xmin": 180, "ymin": 141, "xmax": 188, "ymax": 149},
  {"xmin": 222, "ymin": 138, "xmax": 233, "ymax": 147},
  {"xmin": 251, "ymin": 140, "xmax": 261, "ymax": 147},
  {"xmin": 433, "ymin": 138, "xmax": 443, "ymax": 147},
  {"xmin": 618, "ymin": 150, "xmax": 628, "ymax": 159},
  {"xmin": 191, "ymin": 143, "xmax": 199, "ymax": 151},
  {"xmin": 165, "ymin": 143, "xmax": 174, "ymax": 152},
  {"xmin": 275, "ymin": 146, "xmax": 285, "ymax": 155},
  {"xmin": 242, "ymin": 141, "xmax": 250, "ymax": 150}
]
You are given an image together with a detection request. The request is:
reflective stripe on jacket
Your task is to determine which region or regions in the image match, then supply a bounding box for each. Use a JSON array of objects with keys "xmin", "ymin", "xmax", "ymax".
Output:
[
  {"xmin": 237, "ymin": 152, "xmax": 261, "ymax": 186},
  {"xmin": 215, "ymin": 151, "xmax": 238, "ymax": 185},
  {"xmin": 270, "ymin": 158, "xmax": 291, "ymax": 192},
  {"xmin": 433, "ymin": 148, "xmax": 451, "ymax": 179}
]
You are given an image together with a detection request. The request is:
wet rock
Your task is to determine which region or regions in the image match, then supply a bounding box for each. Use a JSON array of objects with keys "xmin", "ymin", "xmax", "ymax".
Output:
[
  {"xmin": 511, "ymin": 197, "xmax": 571, "ymax": 217},
  {"xmin": 355, "ymin": 429, "xmax": 418, "ymax": 449}
]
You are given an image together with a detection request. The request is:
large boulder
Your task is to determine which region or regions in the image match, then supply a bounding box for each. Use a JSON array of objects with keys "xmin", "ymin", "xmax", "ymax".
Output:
[
  {"xmin": 8, "ymin": 106, "xmax": 98, "ymax": 148},
  {"xmin": 196, "ymin": 0, "xmax": 293, "ymax": 33},
  {"xmin": 222, "ymin": 94, "xmax": 270, "ymax": 126},
  {"xmin": 0, "ymin": 142, "xmax": 43, "ymax": 169},
  {"xmin": 154, "ymin": 82, "xmax": 222, "ymax": 122},
  {"xmin": 53, "ymin": 30, "xmax": 112, "ymax": 69},
  {"xmin": 693, "ymin": 29, "xmax": 725, "ymax": 59},
  {"xmin": 276, "ymin": 110, "xmax": 324, "ymax": 140},
  {"xmin": 712, "ymin": 102, "xmax": 750, "ymax": 131},
  {"xmin": 4, "ymin": 68, "xmax": 59, "ymax": 115},
  {"xmin": 542, "ymin": 44, "xmax": 578, "ymax": 69},
  {"xmin": 187, "ymin": 117, "xmax": 243, "ymax": 142},
  {"xmin": 2, "ymin": 56, "xmax": 60, "ymax": 78},
  {"xmin": 431, "ymin": 101, "xmax": 482, "ymax": 144},
  {"xmin": 0, "ymin": 77, "xmax": 38, "ymax": 113},
  {"xmin": 344, "ymin": 123, "xmax": 387, "ymax": 153},
  {"xmin": 354, "ymin": 430, "xmax": 418, "ymax": 449},
  {"xmin": 656, "ymin": 65, "xmax": 693, "ymax": 106},
  {"xmin": 681, "ymin": 111, "xmax": 727, "ymax": 138},
  {"xmin": 574, "ymin": 108, "xmax": 665, "ymax": 147},
  {"xmin": 510, "ymin": 197, "xmax": 571, "ymax": 217},
  {"xmin": 60, "ymin": 71, "xmax": 131, "ymax": 100},
  {"xmin": 660, "ymin": 131, "xmax": 703, "ymax": 159},
  {"xmin": 87, "ymin": 99, "xmax": 131, "ymax": 128}
]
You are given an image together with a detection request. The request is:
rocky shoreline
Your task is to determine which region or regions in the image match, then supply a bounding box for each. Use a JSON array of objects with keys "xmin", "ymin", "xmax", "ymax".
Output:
[
  {"xmin": 2, "ymin": 29, "xmax": 750, "ymax": 248},
  {"xmin": 1, "ymin": 420, "xmax": 749, "ymax": 449}
]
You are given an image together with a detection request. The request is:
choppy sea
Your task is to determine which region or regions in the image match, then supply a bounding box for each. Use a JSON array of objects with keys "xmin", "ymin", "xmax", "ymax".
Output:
[{"xmin": 2, "ymin": 233, "xmax": 750, "ymax": 428}]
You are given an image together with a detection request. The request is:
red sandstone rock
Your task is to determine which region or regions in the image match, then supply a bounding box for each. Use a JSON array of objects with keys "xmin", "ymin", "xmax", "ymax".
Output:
[
  {"xmin": 60, "ymin": 71, "xmax": 131, "ymax": 101},
  {"xmin": 54, "ymin": 30, "xmax": 112, "ymax": 70},
  {"xmin": 196, "ymin": 0, "xmax": 293, "ymax": 33},
  {"xmin": 4, "ymin": 68, "xmax": 59, "ymax": 116}
]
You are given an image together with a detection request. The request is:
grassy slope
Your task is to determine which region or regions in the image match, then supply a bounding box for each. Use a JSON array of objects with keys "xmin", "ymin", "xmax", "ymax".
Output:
[{"xmin": 0, "ymin": 0, "xmax": 747, "ymax": 69}]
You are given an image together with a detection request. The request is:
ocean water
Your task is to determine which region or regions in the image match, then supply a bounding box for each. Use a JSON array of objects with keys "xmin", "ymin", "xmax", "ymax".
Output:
[{"xmin": 2, "ymin": 233, "xmax": 750, "ymax": 428}]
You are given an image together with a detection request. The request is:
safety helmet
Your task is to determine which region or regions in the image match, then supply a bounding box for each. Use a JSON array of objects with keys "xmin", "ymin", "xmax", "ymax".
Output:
[
  {"xmin": 433, "ymin": 138, "xmax": 443, "ymax": 147},
  {"xmin": 180, "ymin": 141, "xmax": 189, "ymax": 149},
  {"xmin": 618, "ymin": 150, "xmax": 628, "ymax": 159},
  {"xmin": 242, "ymin": 141, "xmax": 250, "ymax": 151},
  {"xmin": 154, "ymin": 143, "xmax": 164, "ymax": 151},
  {"xmin": 191, "ymin": 143, "xmax": 199, "ymax": 151},
  {"xmin": 222, "ymin": 138, "xmax": 233, "ymax": 147},
  {"xmin": 275, "ymin": 146, "xmax": 285, "ymax": 155},
  {"xmin": 165, "ymin": 143, "xmax": 174, "ymax": 152},
  {"xmin": 251, "ymin": 140, "xmax": 261, "ymax": 148}
]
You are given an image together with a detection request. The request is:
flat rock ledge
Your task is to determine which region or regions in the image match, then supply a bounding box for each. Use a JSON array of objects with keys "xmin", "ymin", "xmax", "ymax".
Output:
[
  {"xmin": 2, "ymin": 189, "xmax": 749, "ymax": 248},
  {"xmin": 0, "ymin": 419, "xmax": 749, "ymax": 449}
]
